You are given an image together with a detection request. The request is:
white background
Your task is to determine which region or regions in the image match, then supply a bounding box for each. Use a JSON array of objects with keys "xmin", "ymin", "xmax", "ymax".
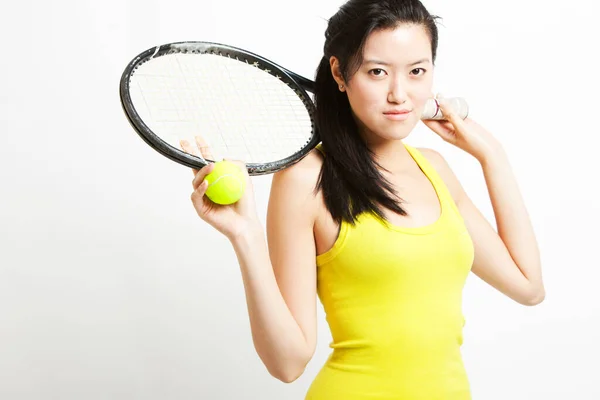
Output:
[{"xmin": 1, "ymin": 0, "xmax": 599, "ymax": 398}]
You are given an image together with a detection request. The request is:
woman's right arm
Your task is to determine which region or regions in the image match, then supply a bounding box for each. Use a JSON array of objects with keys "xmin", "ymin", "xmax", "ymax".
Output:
[
  {"xmin": 181, "ymin": 137, "xmax": 321, "ymax": 383},
  {"xmin": 230, "ymin": 155, "xmax": 321, "ymax": 383}
]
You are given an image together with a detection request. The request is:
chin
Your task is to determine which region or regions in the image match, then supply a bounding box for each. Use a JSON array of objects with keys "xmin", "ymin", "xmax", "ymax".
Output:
[
  {"xmin": 390, "ymin": 130, "xmax": 412, "ymax": 141},
  {"xmin": 379, "ymin": 121, "xmax": 418, "ymax": 140},
  {"xmin": 372, "ymin": 128, "xmax": 412, "ymax": 142},
  {"xmin": 359, "ymin": 117, "xmax": 418, "ymax": 143}
]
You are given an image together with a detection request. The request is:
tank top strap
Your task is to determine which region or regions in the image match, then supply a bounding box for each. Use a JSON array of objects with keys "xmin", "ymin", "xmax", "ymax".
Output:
[
  {"xmin": 403, "ymin": 143, "xmax": 460, "ymax": 216},
  {"xmin": 315, "ymin": 142, "xmax": 325, "ymax": 155}
]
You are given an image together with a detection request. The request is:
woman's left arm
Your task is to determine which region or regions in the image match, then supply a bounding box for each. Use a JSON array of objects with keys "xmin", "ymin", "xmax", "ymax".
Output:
[{"xmin": 422, "ymin": 98, "xmax": 545, "ymax": 306}]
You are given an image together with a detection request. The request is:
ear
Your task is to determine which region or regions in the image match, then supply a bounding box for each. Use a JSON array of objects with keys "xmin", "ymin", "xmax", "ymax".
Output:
[{"xmin": 329, "ymin": 56, "xmax": 346, "ymax": 92}]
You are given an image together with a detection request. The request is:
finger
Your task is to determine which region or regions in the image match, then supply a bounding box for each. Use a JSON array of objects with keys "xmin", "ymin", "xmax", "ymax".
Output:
[
  {"xmin": 438, "ymin": 120, "xmax": 455, "ymax": 132},
  {"xmin": 423, "ymin": 119, "xmax": 454, "ymax": 134},
  {"xmin": 191, "ymin": 179, "xmax": 210, "ymax": 205},
  {"xmin": 180, "ymin": 140, "xmax": 200, "ymax": 175},
  {"xmin": 422, "ymin": 119, "xmax": 456, "ymax": 142},
  {"xmin": 192, "ymin": 162, "xmax": 215, "ymax": 190},
  {"xmin": 195, "ymin": 135, "xmax": 215, "ymax": 161},
  {"xmin": 180, "ymin": 139, "xmax": 199, "ymax": 156},
  {"xmin": 438, "ymin": 98, "xmax": 466, "ymax": 129}
]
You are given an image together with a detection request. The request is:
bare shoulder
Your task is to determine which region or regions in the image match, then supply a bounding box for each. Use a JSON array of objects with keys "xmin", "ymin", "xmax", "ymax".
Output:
[
  {"xmin": 269, "ymin": 148, "xmax": 324, "ymax": 220},
  {"xmin": 416, "ymin": 147, "xmax": 448, "ymax": 170},
  {"xmin": 273, "ymin": 148, "xmax": 323, "ymax": 184},
  {"xmin": 416, "ymin": 147, "xmax": 465, "ymax": 203}
]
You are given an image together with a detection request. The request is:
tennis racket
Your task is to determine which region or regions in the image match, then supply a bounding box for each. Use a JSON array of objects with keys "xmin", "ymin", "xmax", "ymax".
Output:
[{"xmin": 119, "ymin": 41, "xmax": 468, "ymax": 175}]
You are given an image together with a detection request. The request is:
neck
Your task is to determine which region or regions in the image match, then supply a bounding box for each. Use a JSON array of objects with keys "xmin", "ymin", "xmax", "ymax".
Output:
[{"xmin": 363, "ymin": 136, "xmax": 414, "ymax": 174}]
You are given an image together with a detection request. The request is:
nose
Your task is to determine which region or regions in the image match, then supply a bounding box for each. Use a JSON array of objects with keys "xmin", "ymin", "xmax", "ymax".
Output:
[{"xmin": 387, "ymin": 77, "xmax": 408, "ymax": 104}]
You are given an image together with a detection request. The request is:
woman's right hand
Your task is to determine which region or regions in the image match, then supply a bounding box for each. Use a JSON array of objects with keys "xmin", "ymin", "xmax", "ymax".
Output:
[{"xmin": 180, "ymin": 136, "xmax": 261, "ymax": 241}]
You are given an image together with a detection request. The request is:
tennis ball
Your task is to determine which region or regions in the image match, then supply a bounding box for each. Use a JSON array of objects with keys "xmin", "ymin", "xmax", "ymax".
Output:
[{"xmin": 204, "ymin": 160, "xmax": 246, "ymax": 205}]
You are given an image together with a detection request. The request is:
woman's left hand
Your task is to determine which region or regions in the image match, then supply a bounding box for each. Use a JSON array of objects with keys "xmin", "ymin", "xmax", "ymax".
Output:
[{"xmin": 422, "ymin": 96, "xmax": 504, "ymax": 163}]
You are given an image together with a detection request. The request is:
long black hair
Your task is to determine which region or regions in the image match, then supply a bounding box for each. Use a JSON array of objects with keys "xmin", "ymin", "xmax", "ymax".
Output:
[{"xmin": 314, "ymin": 0, "xmax": 441, "ymax": 225}]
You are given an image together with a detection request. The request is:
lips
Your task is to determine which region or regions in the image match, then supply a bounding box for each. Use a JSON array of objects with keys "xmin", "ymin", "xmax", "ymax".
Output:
[
  {"xmin": 382, "ymin": 109, "xmax": 412, "ymax": 121},
  {"xmin": 383, "ymin": 110, "xmax": 411, "ymax": 115}
]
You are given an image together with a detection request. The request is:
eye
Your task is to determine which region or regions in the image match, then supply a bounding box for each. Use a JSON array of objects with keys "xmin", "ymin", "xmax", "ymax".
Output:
[
  {"xmin": 369, "ymin": 68, "xmax": 387, "ymax": 77},
  {"xmin": 410, "ymin": 68, "xmax": 427, "ymax": 76}
]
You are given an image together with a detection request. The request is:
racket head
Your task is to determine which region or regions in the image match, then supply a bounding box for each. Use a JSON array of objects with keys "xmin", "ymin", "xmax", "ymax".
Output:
[{"xmin": 119, "ymin": 41, "xmax": 319, "ymax": 175}]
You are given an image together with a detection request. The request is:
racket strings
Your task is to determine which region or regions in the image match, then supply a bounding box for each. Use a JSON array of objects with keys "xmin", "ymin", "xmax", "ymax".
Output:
[{"xmin": 129, "ymin": 53, "xmax": 314, "ymax": 163}]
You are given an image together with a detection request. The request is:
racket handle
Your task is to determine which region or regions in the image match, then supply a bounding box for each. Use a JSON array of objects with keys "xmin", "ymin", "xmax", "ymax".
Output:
[{"xmin": 422, "ymin": 97, "xmax": 468, "ymax": 120}]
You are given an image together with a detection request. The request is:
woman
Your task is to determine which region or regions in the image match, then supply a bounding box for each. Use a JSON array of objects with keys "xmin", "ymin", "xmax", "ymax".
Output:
[{"xmin": 180, "ymin": 0, "xmax": 545, "ymax": 398}]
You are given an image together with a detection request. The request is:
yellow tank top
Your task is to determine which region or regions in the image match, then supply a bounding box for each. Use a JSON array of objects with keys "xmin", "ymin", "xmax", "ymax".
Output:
[{"xmin": 306, "ymin": 142, "xmax": 474, "ymax": 400}]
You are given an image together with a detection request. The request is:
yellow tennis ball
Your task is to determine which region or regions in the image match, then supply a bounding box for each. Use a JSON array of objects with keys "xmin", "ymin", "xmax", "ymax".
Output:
[{"xmin": 204, "ymin": 160, "xmax": 246, "ymax": 205}]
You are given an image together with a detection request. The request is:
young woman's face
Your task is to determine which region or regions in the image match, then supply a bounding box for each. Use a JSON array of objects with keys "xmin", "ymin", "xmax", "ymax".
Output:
[{"xmin": 333, "ymin": 24, "xmax": 434, "ymax": 143}]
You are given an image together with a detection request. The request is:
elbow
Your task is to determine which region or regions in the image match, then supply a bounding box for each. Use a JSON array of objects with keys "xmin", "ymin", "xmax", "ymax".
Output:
[
  {"xmin": 522, "ymin": 287, "xmax": 546, "ymax": 306},
  {"xmin": 268, "ymin": 359, "xmax": 309, "ymax": 383},
  {"xmin": 264, "ymin": 350, "xmax": 312, "ymax": 383},
  {"xmin": 271, "ymin": 366, "xmax": 306, "ymax": 383}
]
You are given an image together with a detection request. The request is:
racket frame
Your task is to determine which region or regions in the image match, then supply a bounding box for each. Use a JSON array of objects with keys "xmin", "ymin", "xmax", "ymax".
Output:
[{"xmin": 119, "ymin": 41, "xmax": 319, "ymax": 175}]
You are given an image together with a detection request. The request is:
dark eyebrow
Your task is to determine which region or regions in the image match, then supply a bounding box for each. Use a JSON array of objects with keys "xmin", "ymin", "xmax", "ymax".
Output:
[{"xmin": 364, "ymin": 58, "xmax": 431, "ymax": 67}]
